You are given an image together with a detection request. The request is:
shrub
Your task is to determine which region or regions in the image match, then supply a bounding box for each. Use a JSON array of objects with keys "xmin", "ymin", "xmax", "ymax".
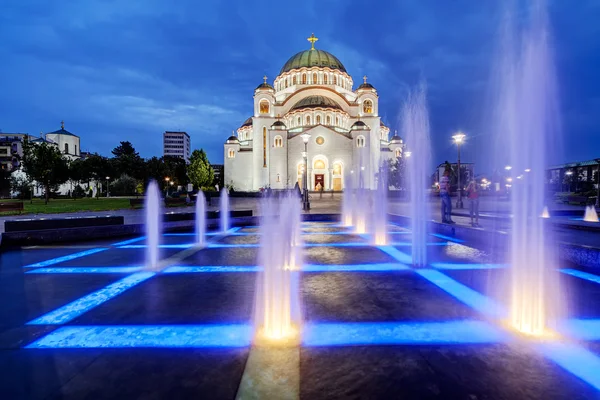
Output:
[{"xmin": 110, "ymin": 174, "xmax": 138, "ymax": 196}]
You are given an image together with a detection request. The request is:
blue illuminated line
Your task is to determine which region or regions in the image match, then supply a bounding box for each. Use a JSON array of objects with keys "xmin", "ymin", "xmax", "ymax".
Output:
[
  {"xmin": 303, "ymin": 320, "xmax": 507, "ymax": 347},
  {"xmin": 163, "ymin": 266, "xmax": 261, "ymax": 273},
  {"xmin": 377, "ymin": 246, "xmax": 413, "ymax": 264},
  {"xmin": 112, "ymin": 237, "xmax": 145, "ymax": 246},
  {"xmin": 118, "ymin": 244, "xmax": 194, "ymax": 249},
  {"xmin": 431, "ymin": 263, "xmax": 507, "ymax": 270},
  {"xmin": 416, "ymin": 269, "xmax": 506, "ymax": 318},
  {"xmin": 538, "ymin": 342, "xmax": 600, "ymax": 390},
  {"xmin": 26, "ymin": 324, "xmax": 253, "ymax": 349},
  {"xmin": 303, "ymin": 263, "xmax": 410, "ymax": 272},
  {"xmin": 26, "ymin": 267, "xmax": 144, "ymax": 274},
  {"xmin": 561, "ymin": 269, "xmax": 600, "ymax": 285},
  {"xmin": 28, "ymin": 272, "xmax": 155, "ymax": 325},
  {"xmin": 556, "ymin": 319, "xmax": 600, "ymax": 341},
  {"xmin": 23, "ymin": 248, "xmax": 108, "ymax": 268},
  {"xmin": 430, "ymin": 233, "xmax": 465, "ymax": 243}
]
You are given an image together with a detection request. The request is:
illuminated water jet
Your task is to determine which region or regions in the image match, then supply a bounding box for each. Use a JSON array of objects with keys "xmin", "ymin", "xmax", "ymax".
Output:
[
  {"xmin": 220, "ymin": 188, "xmax": 230, "ymax": 232},
  {"xmin": 541, "ymin": 206, "xmax": 550, "ymax": 219},
  {"xmin": 195, "ymin": 191, "xmax": 206, "ymax": 246},
  {"xmin": 145, "ymin": 181, "xmax": 161, "ymax": 269},
  {"xmin": 583, "ymin": 206, "xmax": 599, "ymax": 223}
]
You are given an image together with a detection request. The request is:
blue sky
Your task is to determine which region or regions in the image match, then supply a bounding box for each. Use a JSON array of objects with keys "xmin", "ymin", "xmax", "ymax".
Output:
[{"xmin": 0, "ymin": 0, "xmax": 598, "ymax": 171}]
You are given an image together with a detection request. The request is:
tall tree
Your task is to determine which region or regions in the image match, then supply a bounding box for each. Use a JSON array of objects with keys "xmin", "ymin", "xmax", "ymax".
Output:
[
  {"xmin": 187, "ymin": 149, "xmax": 214, "ymax": 189},
  {"xmin": 163, "ymin": 156, "xmax": 188, "ymax": 186},
  {"xmin": 21, "ymin": 141, "xmax": 70, "ymax": 204},
  {"xmin": 111, "ymin": 141, "xmax": 144, "ymax": 180},
  {"xmin": 143, "ymin": 156, "xmax": 168, "ymax": 190}
]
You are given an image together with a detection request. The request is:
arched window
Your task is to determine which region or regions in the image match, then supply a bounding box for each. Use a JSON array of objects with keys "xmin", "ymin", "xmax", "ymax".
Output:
[
  {"xmin": 259, "ymin": 100, "xmax": 269, "ymax": 114},
  {"xmin": 335, "ymin": 116, "xmax": 339, "ymax": 126},
  {"xmin": 302, "ymin": 74, "xmax": 307, "ymax": 84},
  {"xmin": 285, "ymin": 78, "xmax": 288, "ymax": 88},
  {"xmin": 333, "ymin": 75, "xmax": 337, "ymax": 85},
  {"xmin": 312, "ymin": 73, "xmax": 317, "ymax": 84},
  {"xmin": 324, "ymin": 75, "xmax": 328, "ymax": 84},
  {"xmin": 395, "ymin": 148, "xmax": 402, "ymax": 157},
  {"xmin": 74, "ymin": 144, "xmax": 77, "ymax": 155},
  {"xmin": 293, "ymin": 76, "xmax": 297, "ymax": 85},
  {"xmin": 263, "ymin": 127, "xmax": 267, "ymax": 167},
  {"xmin": 357, "ymin": 135, "xmax": 366, "ymax": 148},
  {"xmin": 297, "ymin": 117, "xmax": 301, "ymax": 126},
  {"xmin": 314, "ymin": 160, "xmax": 326, "ymax": 169},
  {"xmin": 64, "ymin": 143, "xmax": 69, "ymax": 154},
  {"xmin": 274, "ymin": 135, "xmax": 283, "ymax": 148},
  {"xmin": 306, "ymin": 115, "xmax": 311, "ymax": 125},
  {"xmin": 326, "ymin": 115, "xmax": 331, "ymax": 125},
  {"xmin": 363, "ymin": 99, "xmax": 373, "ymax": 114},
  {"xmin": 333, "ymin": 163, "xmax": 342, "ymax": 175},
  {"xmin": 316, "ymin": 115, "xmax": 321, "ymax": 124},
  {"xmin": 228, "ymin": 148, "xmax": 235, "ymax": 158}
]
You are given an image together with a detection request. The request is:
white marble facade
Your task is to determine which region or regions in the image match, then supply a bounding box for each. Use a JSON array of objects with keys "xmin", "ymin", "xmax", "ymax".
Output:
[{"xmin": 224, "ymin": 35, "xmax": 404, "ymax": 191}]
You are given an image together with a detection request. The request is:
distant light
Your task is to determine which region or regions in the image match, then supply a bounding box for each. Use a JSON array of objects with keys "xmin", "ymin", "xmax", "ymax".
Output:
[
  {"xmin": 566, "ymin": 170, "xmax": 573, "ymax": 176},
  {"xmin": 505, "ymin": 165, "xmax": 512, "ymax": 170},
  {"xmin": 301, "ymin": 133, "xmax": 311, "ymax": 143},
  {"xmin": 506, "ymin": 178, "xmax": 513, "ymax": 182},
  {"xmin": 525, "ymin": 168, "xmax": 531, "ymax": 172},
  {"xmin": 361, "ymin": 166, "xmax": 365, "ymax": 171},
  {"xmin": 405, "ymin": 151, "xmax": 412, "ymax": 158},
  {"xmin": 452, "ymin": 132, "xmax": 466, "ymax": 144}
]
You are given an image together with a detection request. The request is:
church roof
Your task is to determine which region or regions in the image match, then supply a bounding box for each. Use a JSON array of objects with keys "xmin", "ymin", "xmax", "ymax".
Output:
[
  {"xmin": 291, "ymin": 95, "xmax": 342, "ymax": 111},
  {"xmin": 240, "ymin": 117, "xmax": 253, "ymax": 128},
  {"xmin": 46, "ymin": 121, "xmax": 78, "ymax": 137},
  {"xmin": 281, "ymin": 49, "xmax": 347, "ymax": 74},
  {"xmin": 226, "ymin": 135, "xmax": 239, "ymax": 142},
  {"xmin": 350, "ymin": 121, "xmax": 370, "ymax": 130},
  {"xmin": 271, "ymin": 120, "xmax": 287, "ymax": 129},
  {"xmin": 30, "ymin": 136, "xmax": 55, "ymax": 144},
  {"xmin": 390, "ymin": 135, "xmax": 403, "ymax": 143},
  {"xmin": 357, "ymin": 82, "xmax": 375, "ymax": 90}
]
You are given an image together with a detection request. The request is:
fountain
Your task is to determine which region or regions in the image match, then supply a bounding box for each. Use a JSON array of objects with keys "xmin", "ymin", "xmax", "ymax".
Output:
[
  {"xmin": 403, "ymin": 84, "xmax": 431, "ymax": 266},
  {"xmin": 541, "ymin": 206, "xmax": 550, "ymax": 218},
  {"xmin": 372, "ymin": 163, "xmax": 389, "ymax": 245},
  {"xmin": 254, "ymin": 193, "xmax": 302, "ymax": 344},
  {"xmin": 145, "ymin": 180, "xmax": 161, "ymax": 269},
  {"xmin": 583, "ymin": 205, "xmax": 599, "ymax": 223},
  {"xmin": 195, "ymin": 191, "xmax": 206, "ymax": 246},
  {"xmin": 220, "ymin": 188, "xmax": 230, "ymax": 232},
  {"xmin": 497, "ymin": 2, "xmax": 561, "ymax": 335},
  {"xmin": 341, "ymin": 177, "xmax": 354, "ymax": 227}
]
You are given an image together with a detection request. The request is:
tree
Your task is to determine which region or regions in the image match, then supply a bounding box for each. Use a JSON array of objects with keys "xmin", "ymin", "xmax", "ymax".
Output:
[
  {"xmin": 21, "ymin": 141, "xmax": 70, "ymax": 204},
  {"xmin": 143, "ymin": 156, "xmax": 168, "ymax": 190},
  {"xmin": 111, "ymin": 141, "xmax": 144, "ymax": 180},
  {"xmin": 110, "ymin": 174, "xmax": 137, "ymax": 196},
  {"xmin": 384, "ymin": 158, "xmax": 406, "ymax": 189},
  {"xmin": 163, "ymin": 156, "xmax": 188, "ymax": 187},
  {"xmin": 9, "ymin": 172, "xmax": 31, "ymax": 200},
  {"xmin": 187, "ymin": 149, "xmax": 214, "ymax": 189}
]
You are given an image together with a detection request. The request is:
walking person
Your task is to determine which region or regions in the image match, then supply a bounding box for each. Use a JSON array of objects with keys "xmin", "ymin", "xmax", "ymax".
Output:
[
  {"xmin": 466, "ymin": 179, "xmax": 480, "ymax": 227},
  {"xmin": 439, "ymin": 170, "xmax": 455, "ymax": 223}
]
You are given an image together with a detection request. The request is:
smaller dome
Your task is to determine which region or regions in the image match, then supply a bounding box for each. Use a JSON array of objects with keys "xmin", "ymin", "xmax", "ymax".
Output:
[
  {"xmin": 240, "ymin": 117, "xmax": 253, "ymax": 128},
  {"xmin": 226, "ymin": 135, "xmax": 239, "ymax": 143},
  {"xmin": 357, "ymin": 82, "xmax": 375, "ymax": 90},
  {"xmin": 256, "ymin": 82, "xmax": 274, "ymax": 91},
  {"xmin": 271, "ymin": 121, "xmax": 287, "ymax": 130},
  {"xmin": 351, "ymin": 121, "xmax": 370, "ymax": 131},
  {"xmin": 390, "ymin": 135, "xmax": 403, "ymax": 143}
]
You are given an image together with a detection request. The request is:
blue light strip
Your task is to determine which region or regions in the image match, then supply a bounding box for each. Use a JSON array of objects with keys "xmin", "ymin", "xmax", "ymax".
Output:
[
  {"xmin": 430, "ymin": 233, "xmax": 465, "ymax": 243},
  {"xmin": 26, "ymin": 324, "xmax": 253, "ymax": 348},
  {"xmin": 377, "ymin": 246, "xmax": 413, "ymax": 264},
  {"xmin": 303, "ymin": 320, "xmax": 507, "ymax": 347},
  {"xmin": 556, "ymin": 319, "xmax": 600, "ymax": 340},
  {"xmin": 26, "ymin": 267, "xmax": 144, "ymax": 274},
  {"xmin": 118, "ymin": 244, "xmax": 194, "ymax": 249},
  {"xmin": 163, "ymin": 266, "xmax": 261, "ymax": 273},
  {"xmin": 416, "ymin": 269, "xmax": 506, "ymax": 318},
  {"xmin": 431, "ymin": 263, "xmax": 507, "ymax": 270},
  {"xmin": 112, "ymin": 237, "xmax": 145, "ymax": 246},
  {"xmin": 23, "ymin": 248, "xmax": 108, "ymax": 268},
  {"xmin": 561, "ymin": 269, "xmax": 600, "ymax": 285},
  {"xmin": 303, "ymin": 263, "xmax": 410, "ymax": 272},
  {"xmin": 28, "ymin": 272, "xmax": 155, "ymax": 325},
  {"xmin": 538, "ymin": 342, "xmax": 600, "ymax": 390}
]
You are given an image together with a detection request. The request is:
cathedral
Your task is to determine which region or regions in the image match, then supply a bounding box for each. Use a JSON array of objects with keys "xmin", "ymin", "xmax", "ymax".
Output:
[{"xmin": 224, "ymin": 34, "xmax": 404, "ymax": 191}]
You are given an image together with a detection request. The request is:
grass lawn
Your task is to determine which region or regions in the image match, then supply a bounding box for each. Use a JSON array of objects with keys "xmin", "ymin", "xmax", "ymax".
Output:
[{"xmin": 0, "ymin": 198, "xmax": 132, "ymax": 215}]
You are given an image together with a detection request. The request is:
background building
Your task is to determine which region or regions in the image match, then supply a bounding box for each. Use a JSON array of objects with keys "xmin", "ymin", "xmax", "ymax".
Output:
[
  {"xmin": 0, "ymin": 133, "xmax": 28, "ymax": 171},
  {"xmin": 224, "ymin": 34, "xmax": 401, "ymax": 192},
  {"xmin": 163, "ymin": 131, "xmax": 191, "ymax": 163}
]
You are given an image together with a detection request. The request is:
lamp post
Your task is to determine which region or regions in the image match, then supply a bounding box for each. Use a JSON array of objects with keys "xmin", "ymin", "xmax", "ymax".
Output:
[
  {"xmin": 452, "ymin": 132, "xmax": 466, "ymax": 209},
  {"xmin": 105, "ymin": 176, "xmax": 110, "ymax": 198},
  {"xmin": 301, "ymin": 133, "xmax": 311, "ymax": 210},
  {"xmin": 595, "ymin": 159, "xmax": 600, "ymax": 208},
  {"xmin": 165, "ymin": 177, "xmax": 170, "ymax": 197},
  {"xmin": 565, "ymin": 170, "xmax": 573, "ymax": 193}
]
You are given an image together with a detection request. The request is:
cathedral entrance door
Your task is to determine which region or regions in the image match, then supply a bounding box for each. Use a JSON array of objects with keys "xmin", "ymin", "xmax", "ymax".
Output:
[
  {"xmin": 333, "ymin": 177, "xmax": 342, "ymax": 191},
  {"xmin": 315, "ymin": 174, "xmax": 325, "ymax": 190}
]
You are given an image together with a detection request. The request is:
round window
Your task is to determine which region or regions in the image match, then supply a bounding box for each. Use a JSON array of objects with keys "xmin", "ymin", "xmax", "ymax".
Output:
[{"xmin": 316, "ymin": 136, "xmax": 325, "ymax": 145}]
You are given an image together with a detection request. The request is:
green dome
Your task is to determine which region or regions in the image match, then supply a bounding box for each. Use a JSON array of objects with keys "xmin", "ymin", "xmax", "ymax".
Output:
[
  {"xmin": 280, "ymin": 49, "xmax": 346, "ymax": 74},
  {"xmin": 291, "ymin": 96, "xmax": 342, "ymax": 111}
]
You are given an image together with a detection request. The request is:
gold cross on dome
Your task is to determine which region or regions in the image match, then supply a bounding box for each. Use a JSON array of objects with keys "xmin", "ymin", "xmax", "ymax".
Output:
[
  {"xmin": 61, "ymin": 120, "xmax": 65, "ymax": 129},
  {"xmin": 263, "ymin": 75, "xmax": 268, "ymax": 84},
  {"xmin": 363, "ymin": 75, "xmax": 368, "ymax": 84},
  {"xmin": 307, "ymin": 33, "xmax": 318, "ymax": 50}
]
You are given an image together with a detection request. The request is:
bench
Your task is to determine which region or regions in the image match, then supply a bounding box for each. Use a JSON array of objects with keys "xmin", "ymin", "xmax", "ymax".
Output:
[
  {"xmin": 129, "ymin": 198, "xmax": 145, "ymax": 208},
  {"xmin": 0, "ymin": 201, "xmax": 24, "ymax": 214},
  {"xmin": 563, "ymin": 195, "xmax": 591, "ymax": 205}
]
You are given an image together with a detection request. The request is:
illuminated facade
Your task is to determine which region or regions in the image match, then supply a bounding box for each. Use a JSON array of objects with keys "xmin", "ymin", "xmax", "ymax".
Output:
[{"xmin": 224, "ymin": 34, "xmax": 404, "ymax": 191}]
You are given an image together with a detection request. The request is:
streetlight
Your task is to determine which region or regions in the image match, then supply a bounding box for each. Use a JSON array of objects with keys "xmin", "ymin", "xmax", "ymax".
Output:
[
  {"xmin": 565, "ymin": 170, "xmax": 573, "ymax": 193},
  {"xmin": 301, "ymin": 133, "xmax": 311, "ymax": 210},
  {"xmin": 105, "ymin": 176, "xmax": 110, "ymax": 198},
  {"xmin": 452, "ymin": 132, "xmax": 466, "ymax": 209},
  {"xmin": 505, "ymin": 165, "xmax": 512, "ymax": 171},
  {"xmin": 165, "ymin": 177, "xmax": 170, "ymax": 196}
]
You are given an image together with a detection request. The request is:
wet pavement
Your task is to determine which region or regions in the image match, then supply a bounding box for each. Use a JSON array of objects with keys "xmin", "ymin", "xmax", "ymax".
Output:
[{"xmin": 0, "ymin": 222, "xmax": 599, "ymax": 399}]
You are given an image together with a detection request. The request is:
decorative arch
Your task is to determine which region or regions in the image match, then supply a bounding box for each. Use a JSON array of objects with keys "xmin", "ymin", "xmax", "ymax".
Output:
[
  {"xmin": 274, "ymin": 135, "xmax": 283, "ymax": 148},
  {"xmin": 302, "ymin": 73, "xmax": 307, "ymax": 84},
  {"xmin": 306, "ymin": 115, "xmax": 311, "ymax": 125},
  {"xmin": 228, "ymin": 148, "xmax": 235, "ymax": 158},
  {"xmin": 363, "ymin": 99, "xmax": 373, "ymax": 114},
  {"xmin": 312, "ymin": 72, "xmax": 317, "ymax": 84},
  {"xmin": 326, "ymin": 115, "xmax": 331, "ymax": 125},
  {"xmin": 356, "ymin": 135, "xmax": 366, "ymax": 148},
  {"xmin": 259, "ymin": 100, "xmax": 270, "ymax": 114},
  {"xmin": 316, "ymin": 114, "xmax": 321, "ymax": 124},
  {"xmin": 323, "ymin": 75, "xmax": 328, "ymax": 84},
  {"xmin": 293, "ymin": 76, "xmax": 297, "ymax": 85},
  {"xmin": 332, "ymin": 160, "xmax": 344, "ymax": 191},
  {"xmin": 311, "ymin": 154, "xmax": 329, "ymax": 191}
]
